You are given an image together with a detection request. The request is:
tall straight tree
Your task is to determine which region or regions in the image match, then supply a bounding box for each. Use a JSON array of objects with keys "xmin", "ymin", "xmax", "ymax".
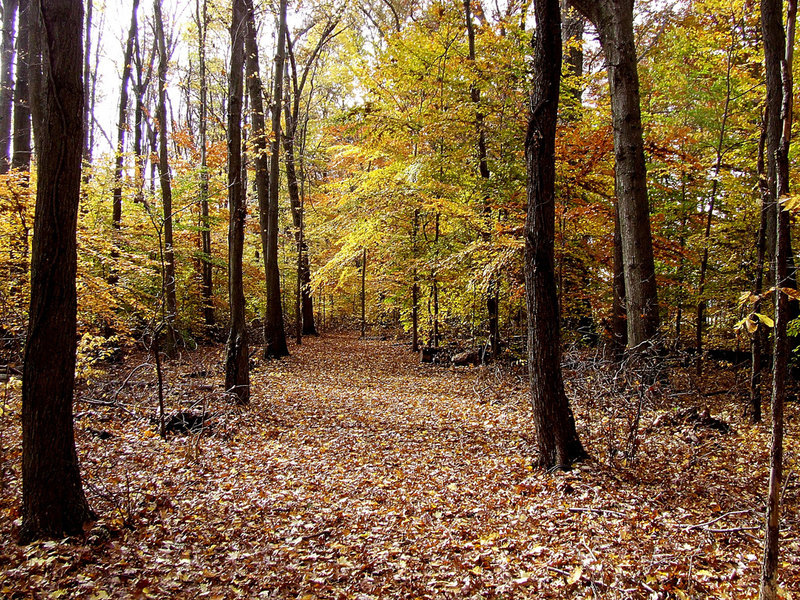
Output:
[
  {"xmin": 264, "ymin": 0, "xmax": 289, "ymax": 358},
  {"xmin": 19, "ymin": 0, "xmax": 94, "ymax": 544},
  {"xmin": 153, "ymin": 0, "xmax": 177, "ymax": 354},
  {"xmin": 760, "ymin": 0, "xmax": 795, "ymax": 594},
  {"xmin": 224, "ymin": 0, "xmax": 249, "ymax": 404},
  {"xmin": 0, "ymin": 0, "xmax": 18, "ymax": 172},
  {"xmin": 525, "ymin": 0, "xmax": 586, "ymax": 469},
  {"xmin": 242, "ymin": 0, "xmax": 272, "ymax": 350},
  {"xmin": 11, "ymin": 0, "xmax": 29, "ymax": 171},
  {"xmin": 569, "ymin": 0, "xmax": 659, "ymax": 349},
  {"xmin": 196, "ymin": 0, "xmax": 213, "ymax": 328},
  {"xmin": 463, "ymin": 0, "xmax": 499, "ymax": 359},
  {"xmin": 111, "ymin": 0, "xmax": 139, "ymax": 229}
]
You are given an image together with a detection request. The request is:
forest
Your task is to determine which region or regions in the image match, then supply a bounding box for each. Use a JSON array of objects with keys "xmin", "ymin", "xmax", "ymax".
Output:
[{"xmin": 1, "ymin": 0, "xmax": 800, "ymax": 597}]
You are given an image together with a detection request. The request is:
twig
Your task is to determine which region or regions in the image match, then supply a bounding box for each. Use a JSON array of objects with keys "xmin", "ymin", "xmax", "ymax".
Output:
[
  {"xmin": 112, "ymin": 362, "xmax": 153, "ymax": 403},
  {"xmin": 547, "ymin": 566, "xmax": 610, "ymax": 588},
  {"xmin": 707, "ymin": 526, "xmax": 760, "ymax": 533},
  {"xmin": 569, "ymin": 507, "xmax": 626, "ymax": 519},
  {"xmin": 77, "ymin": 397, "xmax": 135, "ymax": 416},
  {"xmin": 684, "ymin": 509, "xmax": 753, "ymax": 531}
]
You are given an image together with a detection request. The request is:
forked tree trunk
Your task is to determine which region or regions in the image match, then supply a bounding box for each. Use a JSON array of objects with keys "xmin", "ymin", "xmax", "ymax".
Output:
[
  {"xmin": 20, "ymin": 0, "xmax": 94, "ymax": 544},
  {"xmin": 526, "ymin": 0, "xmax": 586, "ymax": 470},
  {"xmin": 153, "ymin": 0, "xmax": 177, "ymax": 355},
  {"xmin": 224, "ymin": 0, "xmax": 249, "ymax": 404},
  {"xmin": 111, "ymin": 0, "xmax": 139, "ymax": 229}
]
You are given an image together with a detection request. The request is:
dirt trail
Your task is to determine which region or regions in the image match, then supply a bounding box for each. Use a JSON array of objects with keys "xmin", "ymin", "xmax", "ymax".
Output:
[{"xmin": 0, "ymin": 333, "xmax": 796, "ymax": 598}]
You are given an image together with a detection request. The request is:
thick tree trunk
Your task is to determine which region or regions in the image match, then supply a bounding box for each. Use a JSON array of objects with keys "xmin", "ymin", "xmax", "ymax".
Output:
[
  {"xmin": 760, "ymin": 0, "xmax": 795, "ymax": 595},
  {"xmin": 154, "ymin": 0, "xmax": 177, "ymax": 355},
  {"xmin": 111, "ymin": 0, "xmax": 139, "ymax": 229},
  {"xmin": 264, "ymin": 0, "xmax": 289, "ymax": 358},
  {"xmin": 0, "ymin": 0, "xmax": 18, "ymax": 172},
  {"xmin": 224, "ymin": 0, "xmax": 249, "ymax": 404},
  {"xmin": 197, "ymin": 0, "xmax": 213, "ymax": 328},
  {"xmin": 20, "ymin": 0, "xmax": 94, "ymax": 544},
  {"xmin": 525, "ymin": 0, "xmax": 586, "ymax": 470},
  {"xmin": 570, "ymin": 0, "xmax": 659, "ymax": 348},
  {"xmin": 11, "ymin": 0, "xmax": 30, "ymax": 171}
]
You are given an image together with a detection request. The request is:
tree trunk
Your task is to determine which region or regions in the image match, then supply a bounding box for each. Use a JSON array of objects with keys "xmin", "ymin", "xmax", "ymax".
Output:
[
  {"xmin": 361, "ymin": 247, "xmax": 367, "ymax": 338},
  {"xmin": 0, "ymin": 0, "xmax": 18, "ymax": 172},
  {"xmin": 761, "ymin": 0, "xmax": 795, "ymax": 593},
  {"xmin": 750, "ymin": 114, "xmax": 769, "ymax": 424},
  {"xmin": 264, "ymin": 0, "xmax": 289, "ymax": 358},
  {"xmin": 11, "ymin": 0, "xmax": 30, "ymax": 171},
  {"xmin": 111, "ymin": 0, "xmax": 139, "ymax": 229},
  {"xmin": 611, "ymin": 202, "xmax": 627, "ymax": 353},
  {"xmin": 19, "ymin": 0, "xmax": 94, "ymax": 545},
  {"xmin": 196, "ymin": 0, "xmax": 213, "ymax": 328},
  {"xmin": 224, "ymin": 0, "xmax": 249, "ymax": 405},
  {"xmin": 412, "ymin": 207, "xmax": 420, "ymax": 352},
  {"xmin": 526, "ymin": 0, "xmax": 586, "ymax": 470},
  {"xmin": 570, "ymin": 0, "xmax": 659, "ymax": 348},
  {"xmin": 81, "ymin": 0, "xmax": 91, "ymax": 165},
  {"xmin": 695, "ymin": 37, "xmax": 734, "ymax": 374},
  {"xmin": 153, "ymin": 0, "xmax": 177, "ymax": 355}
]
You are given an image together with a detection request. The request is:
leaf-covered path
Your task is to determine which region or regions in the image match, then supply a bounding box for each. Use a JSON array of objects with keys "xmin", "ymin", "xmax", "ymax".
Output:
[{"xmin": 1, "ymin": 334, "xmax": 798, "ymax": 598}]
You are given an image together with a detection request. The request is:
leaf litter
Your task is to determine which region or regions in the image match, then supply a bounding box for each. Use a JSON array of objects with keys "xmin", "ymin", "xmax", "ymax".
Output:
[{"xmin": 0, "ymin": 333, "xmax": 798, "ymax": 599}]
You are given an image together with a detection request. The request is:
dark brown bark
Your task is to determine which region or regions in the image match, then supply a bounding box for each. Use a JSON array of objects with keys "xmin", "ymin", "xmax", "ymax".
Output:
[
  {"xmin": 224, "ymin": 0, "xmax": 249, "ymax": 405},
  {"xmin": 361, "ymin": 247, "xmax": 367, "ymax": 337},
  {"xmin": 611, "ymin": 202, "xmax": 627, "ymax": 353},
  {"xmin": 570, "ymin": 0, "xmax": 659, "ymax": 348},
  {"xmin": 111, "ymin": 0, "xmax": 139, "ymax": 229},
  {"xmin": 0, "ymin": 0, "xmax": 18, "ymax": 172},
  {"xmin": 196, "ymin": 0, "xmax": 213, "ymax": 328},
  {"xmin": 81, "ymin": 0, "xmax": 91, "ymax": 164},
  {"xmin": 19, "ymin": 0, "xmax": 94, "ymax": 544},
  {"xmin": 264, "ymin": 0, "xmax": 289, "ymax": 358},
  {"xmin": 154, "ymin": 0, "xmax": 177, "ymax": 354},
  {"xmin": 411, "ymin": 208, "xmax": 420, "ymax": 353},
  {"xmin": 242, "ymin": 0, "xmax": 275, "ymax": 352},
  {"xmin": 525, "ymin": 0, "xmax": 586, "ymax": 470},
  {"xmin": 760, "ymin": 0, "xmax": 794, "ymax": 596},
  {"xmin": 11, "ymin": 0, "xmax": 29, "ymax": 171}
]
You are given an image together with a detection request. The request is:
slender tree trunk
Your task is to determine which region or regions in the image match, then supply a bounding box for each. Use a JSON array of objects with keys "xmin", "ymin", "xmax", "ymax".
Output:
[
  {"xmin": 760, "ymin": 0, "xmax": 795, "ymax": 595},
  {"xmin": 561, "ymin": 0, "xmax": 584, "ymax": 110},
  {"xmin": 611, "ymin": 202, "xmax": 627, "ymax": 353},
  {"xmin": 361, "ymin": 247, "xmax": 367, "ymax": 338},
  {"xmin": 111, "ymin": 0, "xmax": 139, "ymax": 229},
  {"xmin": 695, "ymin": 38, "xmax": 734, "ymax": 374},
  {"xmin": 0, "ymin": 0, "xmax": 18, "ymax": 172},
  {"xmin": 224, "ymin": 0, "xmax": 249, "ymax": 405},
  {"xmin": 750, "ymin": 115, "xmax": 769, "ymax": 424},
  {"xmin": 197, "ymin": 0, "xmax": 213, "ymax": 328},
  {"xmin": 411, "ymin": 207, "xmax": 420, "ymax": 352},
  {"xmin": 81, "ymin": 0, "xmax": 91, "ymax": 165},
  {"xmin": 570, "ymin": 0, "xmax": 659, "ymax": 348},
  {"xmin": 526, "ymin": 0, "xmax": 586, "ymax": 470},
  {"xmin": 264, "ymin": 0, "xmax": 289, "ymax": 358},
  {"xmin": 19, "ymin": 0, "xmax": 94, "ymax": 544},
  {"xmin": 153, "ymin": 0, "xmax": 177, "ymax": 355},
  {"xmin": 11, "ymin": 0, "xmax": 30, "ymax": 171}
]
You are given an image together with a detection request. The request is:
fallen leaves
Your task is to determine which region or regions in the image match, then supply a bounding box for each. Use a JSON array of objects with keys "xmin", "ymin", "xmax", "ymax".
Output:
[{"xmin": 0, "ymin": 333, "xmax": 798, "ymax": 598}]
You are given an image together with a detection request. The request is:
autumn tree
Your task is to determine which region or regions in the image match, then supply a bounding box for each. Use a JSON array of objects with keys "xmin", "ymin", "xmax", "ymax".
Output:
[
  {"xmin": 0, "ymin": 0, "xmax": 17, "ymax": 172},
  {"xmin": 12, "ymin": 0, "xmax": 29, "ymax": 171},
  {"xmin": 224, "ymin": 0, "xmax": 249, "ymax": 404},
  {"xmin": 19, "ymin": 0, "xmax": 94, "ymax": 544},
  {"xmin": 526, "ymin": 0, "xmax": 586, "ymax": 469}
]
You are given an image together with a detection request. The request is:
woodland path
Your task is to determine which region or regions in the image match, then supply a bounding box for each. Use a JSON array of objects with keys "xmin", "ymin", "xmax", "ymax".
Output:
[{"xmin": 0, "ymin": 333, "xmax": 798, "ymax": 598}]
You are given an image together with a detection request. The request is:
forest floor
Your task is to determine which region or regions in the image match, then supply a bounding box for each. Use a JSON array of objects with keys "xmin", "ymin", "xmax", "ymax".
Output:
[{"xmin": 1, "ymin": 332, "xmax": 799, "ymax": 599}]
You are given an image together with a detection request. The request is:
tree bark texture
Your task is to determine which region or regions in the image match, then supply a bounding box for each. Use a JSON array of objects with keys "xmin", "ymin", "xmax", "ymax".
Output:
[
  {"xmin": 20, "ymin": 0, "xmax": 94, "ymax": 544},
  {"xmin": 760, "ymin": 0, "xmax": 794, "ymax": 594},
  {"xmin": 0, "ymin": 0, "xmax": 18, "ymax": 172},
  {"xmin": 197, "ymin": 0, "xmax": 213, "ymax": 328},
  {"xmin": 525, "ymin": 0, "xmax": 586, "ymax": 470},
  {"xmin": 264, "ymin": 0, "xmax": 289, "ymax": 358},
  {"xmin": 224, "ymin": 0, "xmax": 249, "ymax": 404},
  {"xmin": 569, "ymin": 0, "xmax": 659, "ymax": 348}
]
